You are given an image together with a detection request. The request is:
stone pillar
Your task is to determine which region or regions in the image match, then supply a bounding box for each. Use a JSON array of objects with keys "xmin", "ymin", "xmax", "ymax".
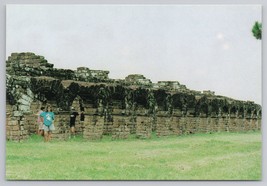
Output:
[
  {"xmin": 198, "ymin": 117, "xmax": 206, "ymax": 133},
  {"xmin": 194, "ymin": 117, "xmax": 200, "ymax": 134},
  {"xmin": 228, "ymin": 116, "xmax": 236, "ymax": 132},
  {"xmin": 103, "ymin": 121, "xmax": 113, "ymax": 135},
  {"xmin": 52, "ymin": 113, "xmax": 70, "ymax": 140},
  {"xmin": 156, "ymin": 116, "xmax": 170, "ymax": 137},
  {"xmin": 83, "ymin": 115, "xmax": 104, "ymax": 140},
  {"xmin": 180, "ymin": 116, "xmax": 189, "ymax": 134},
  {"xmin": 6, "ymin": 116, "xmax": 28, "ymax": 141},
  {"xmin": 205, "ymin": 117, "xmax": 212, "ymax": 133},
  {"xmin": 257, "ymin": 119, "xmax": 261, "ymax": 131},
  {"xmin": 112, "ymin": 115, "xmax": 130, "ymax": 139},
  {"xmin": 24, "ymin": 113, "xmax": 38, "ymax": 134},
  {"xmin": 128, "ymin": 115, "xmax": 137, "ymax": 134},
  {"xmin": 136, "ymin": 116, "xmax": 152, "ymax": 139},
  {"xmin": 210, "ymin": 117, "xmax": 218, "ymax": 133},
  {"xmin": 243, "ymin": 118, "xmax": 250, "ymax": 131},
  {"xmin": 217, "ymin": 116, "xmax": 225, "ymax": 132},
  {"xmin": 250, "ymin": 119, "xmax": 257, "ymax": 131},
  {"xmin": 186, "ymin": 116, "xmax": 196, "ymax": 134},
  {"xmin": 169, "ymin": 116, "xmax": 181, "ymax": 135},
  {"xmin": 224, "ymin": 115, "xmax": 230, "ymax": 132}
]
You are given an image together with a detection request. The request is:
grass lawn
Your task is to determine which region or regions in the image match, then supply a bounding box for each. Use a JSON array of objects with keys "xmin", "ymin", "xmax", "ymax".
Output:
[{"xmin": 5, "ymin": 131, "xmax": 261, "ymax": 180}]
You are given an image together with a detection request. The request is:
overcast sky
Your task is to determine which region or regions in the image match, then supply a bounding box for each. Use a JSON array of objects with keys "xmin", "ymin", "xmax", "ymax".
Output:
[{"xmin": 6, "ymin": 5, "xmax": 262, "ymax": 104}]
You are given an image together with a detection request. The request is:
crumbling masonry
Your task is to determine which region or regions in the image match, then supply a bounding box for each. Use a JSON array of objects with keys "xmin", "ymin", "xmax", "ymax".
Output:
[{"xmin": 6, "ymin": 52, "xmax": 262, "ymax": 141}]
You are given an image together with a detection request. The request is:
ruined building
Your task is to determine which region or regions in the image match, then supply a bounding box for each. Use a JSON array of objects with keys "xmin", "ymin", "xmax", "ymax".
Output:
[{"xmin": 6, "ymin": 52, "xmax": 262, "ymax": 141}]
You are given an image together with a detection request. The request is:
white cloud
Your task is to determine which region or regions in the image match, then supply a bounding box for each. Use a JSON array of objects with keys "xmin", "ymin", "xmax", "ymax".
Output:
[
  {"xmin": 222, "ymin": 43, "xmax": 230, "ymax": 50},
  {"xmin": 217, "ymin": 33, "xmax": 224, "ymax": 40}
]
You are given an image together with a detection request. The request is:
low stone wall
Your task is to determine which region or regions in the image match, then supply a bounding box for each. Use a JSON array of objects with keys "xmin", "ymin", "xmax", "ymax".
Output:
[
  {"xmin": 6, "ymin": 114, "xmax": 28, "ymax": 141},
  {"xmin": 6, "ymin": 103, "xmax": 28, "ymax": 141},
  {"xmin": 83, "ymin": 115, "xmax": 104, "ymax": 140},
  {"xmin": 112, "ymin": 115, "xmax": 130, "ymax": 139},
  {"xmin": 6, "ymin": 103, "xmax": 261, "ymax": 142}
]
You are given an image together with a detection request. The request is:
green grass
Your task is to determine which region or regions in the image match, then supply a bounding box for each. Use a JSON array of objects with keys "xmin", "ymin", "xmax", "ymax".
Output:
[{"xmin": 6, "ymin": 131, "xmax": 261, "ymax": 180}]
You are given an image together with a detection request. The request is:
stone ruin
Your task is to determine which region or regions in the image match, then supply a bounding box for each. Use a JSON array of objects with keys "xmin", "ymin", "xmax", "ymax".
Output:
[{"xmin": 6, "ymin": 52, "xmax": 262, "ymax": 141}]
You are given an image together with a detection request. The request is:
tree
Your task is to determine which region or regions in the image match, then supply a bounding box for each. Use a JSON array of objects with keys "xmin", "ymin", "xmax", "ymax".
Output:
[{"xmin": 252, "ymin": 21, "xmax": 262, "ymax": 40}]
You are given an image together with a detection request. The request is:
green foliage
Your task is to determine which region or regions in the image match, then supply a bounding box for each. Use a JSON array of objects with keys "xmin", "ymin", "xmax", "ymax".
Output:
[
  {"xmin": 252, "ymin": 21, "xmax": 262, "ymax": 40},
  {"xmin": 6, "ymin": 132, "xmax": 261, "ymax": 180}
]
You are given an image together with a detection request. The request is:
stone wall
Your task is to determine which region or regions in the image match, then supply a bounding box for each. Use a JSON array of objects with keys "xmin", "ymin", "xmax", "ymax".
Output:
[
  {"xmin": 6, "ymin": 101, "xmax": 262, "ymax": 142},
  {"xmin": 6, "ymin": 52, "xmax": 262, "ymax": 141}
]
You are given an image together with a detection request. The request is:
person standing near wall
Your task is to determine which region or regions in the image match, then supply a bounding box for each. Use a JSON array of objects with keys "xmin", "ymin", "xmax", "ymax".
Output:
[
  {"xmin": 40, "ymin": 104, "xmax": 55, "ymax": 142},
  {"xmin": 80, "ymin": 110, "xmax": 85, "ymax": 134},
  {"xmin": 36, "ymin": 106, "xmax": 45, "ymax": 136},
  {"xmin": 70, "ymin": 107, "xmax": 79, "ymax": 138}
]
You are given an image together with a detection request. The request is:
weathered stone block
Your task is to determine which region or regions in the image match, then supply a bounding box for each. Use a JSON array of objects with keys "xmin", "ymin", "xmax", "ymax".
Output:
[
  {"xmin": 12, "ymin": 111, "xmax": 22, "ymax": 117},
  {"xmin": 18, "ymin": 104, "xmax": 30, "ymax": 112}
]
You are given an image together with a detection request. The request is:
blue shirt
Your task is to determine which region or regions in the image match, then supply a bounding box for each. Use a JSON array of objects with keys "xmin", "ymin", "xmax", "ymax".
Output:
[{"xmin": 40, "ymin": 112, "xmax": 55, "ymax": 126}]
